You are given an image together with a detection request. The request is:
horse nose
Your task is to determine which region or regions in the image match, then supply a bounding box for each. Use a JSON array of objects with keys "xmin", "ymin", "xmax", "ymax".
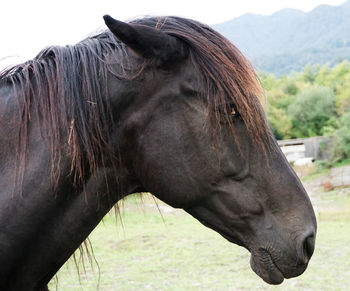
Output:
[{"xmin": 298, "ymin": 230, "xmax": 316, "ymax": 265}]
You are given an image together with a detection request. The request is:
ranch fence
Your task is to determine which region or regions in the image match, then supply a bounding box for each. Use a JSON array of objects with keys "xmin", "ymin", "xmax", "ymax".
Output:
[{"xmin": 278, "ymin": 136, "xmax": 331, "ymax": 164}]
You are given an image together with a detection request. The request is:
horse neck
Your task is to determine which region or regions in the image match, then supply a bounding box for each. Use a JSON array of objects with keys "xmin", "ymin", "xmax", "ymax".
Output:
[{"xmin": 0, "ymin": 82, "xmax": 142, "ymax": 289}]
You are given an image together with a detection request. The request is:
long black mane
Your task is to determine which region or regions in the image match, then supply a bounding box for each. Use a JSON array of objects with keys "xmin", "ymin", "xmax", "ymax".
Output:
[
  {"xmin": 0, "ymin": 31, "xmax": 126, "ymax": 185},
  {"xmin": 0, "ymin": 16, "xmax": 270, "ymax": 188}
]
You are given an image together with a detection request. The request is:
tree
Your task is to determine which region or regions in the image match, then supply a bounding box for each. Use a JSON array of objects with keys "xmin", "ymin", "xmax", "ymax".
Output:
[
  {"xmin": 330, "ymin": 112, "xmax": 350, "ymax": 162},
  {"xmin": 267, "ymin": 106, "xmax": 292, "ymax": 139},
  {"xmin": 287, "ymin": 86, "xmax": 336, "ymax": 138}
]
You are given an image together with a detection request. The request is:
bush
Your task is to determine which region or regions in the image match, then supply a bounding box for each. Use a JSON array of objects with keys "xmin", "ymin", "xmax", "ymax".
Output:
[
  {"xmin": 287, "ymin": 86, "xmax": 336, "ymax": 137},
  {"xmin": 267, "ymin": 106, "xmax": 292, "ymax": 139},
  {"xmin": 330, "ymin": 112, "xmax": 350, "ymax": 162}
]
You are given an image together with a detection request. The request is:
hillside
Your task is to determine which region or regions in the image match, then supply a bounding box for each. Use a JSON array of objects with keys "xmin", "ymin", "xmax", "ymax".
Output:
[{"xmin": 214, "ymin": 1, "xmax": 350, "ymax": 75}]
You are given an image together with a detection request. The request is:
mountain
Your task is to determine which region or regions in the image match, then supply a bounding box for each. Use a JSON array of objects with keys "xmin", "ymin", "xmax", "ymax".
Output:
[{"xmin": 213, "ymin": 1, "xmax": 350, "ymax": 75}]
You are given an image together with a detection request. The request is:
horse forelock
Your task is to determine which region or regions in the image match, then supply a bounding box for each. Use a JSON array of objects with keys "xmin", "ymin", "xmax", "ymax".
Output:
[{"xmin": 132, "ymin": 16, "xmax": 273, "ymax": 152}]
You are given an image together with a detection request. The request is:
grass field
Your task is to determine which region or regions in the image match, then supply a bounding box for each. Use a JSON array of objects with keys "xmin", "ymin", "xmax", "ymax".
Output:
[{"xmin": 49, "ymin": 186, "xmax": 350, "ymax": 290}]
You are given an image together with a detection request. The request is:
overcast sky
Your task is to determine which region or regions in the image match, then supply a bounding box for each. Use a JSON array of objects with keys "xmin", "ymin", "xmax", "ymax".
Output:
[{"xmin": 0, "ymin": 0, "xmax": 346, "ymax": 66}]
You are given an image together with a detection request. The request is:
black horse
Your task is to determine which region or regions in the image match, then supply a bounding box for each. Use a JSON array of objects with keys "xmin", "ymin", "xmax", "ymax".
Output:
[{"xmin": 0, "ymin": 15, "xmax": 316, "ymax": 290}]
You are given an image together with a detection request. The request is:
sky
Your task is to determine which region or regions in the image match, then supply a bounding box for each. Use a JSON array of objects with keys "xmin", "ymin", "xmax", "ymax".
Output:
[{"xmin": 0, "ymin": 0, "xmax": 346, "ymax": 67}]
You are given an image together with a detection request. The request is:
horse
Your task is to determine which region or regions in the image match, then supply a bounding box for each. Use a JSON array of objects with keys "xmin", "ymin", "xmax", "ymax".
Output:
[{"xmin": 0, "ymin": 14, "xmax": 316, "ymax": 290}]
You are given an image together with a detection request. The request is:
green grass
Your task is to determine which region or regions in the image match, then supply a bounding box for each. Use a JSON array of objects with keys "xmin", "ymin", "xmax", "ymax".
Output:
[
  {"xmin": 333, "ymin": 158, "xmax": 350, "ymax": 168},
  {"xmin": 49, "ymin": 192, "xmax": 350, "ymax": 291},
  {"xmin": 299, "ymin": 159, "xmax": 350, "ymax": 182}
]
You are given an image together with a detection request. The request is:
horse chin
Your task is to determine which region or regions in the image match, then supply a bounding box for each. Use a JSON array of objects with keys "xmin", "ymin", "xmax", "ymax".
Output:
[{"xmin": 249, "ymin": 250, "xmax": 285, "ymax": 285}]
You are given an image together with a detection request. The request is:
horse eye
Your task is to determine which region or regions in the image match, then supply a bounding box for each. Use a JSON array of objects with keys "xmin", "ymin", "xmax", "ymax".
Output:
[
  {"xmin": 219, "ymin": 104, "xmax": 240, "ymax": 123},
  {"xmin": 229, "ymin": 104, "xmax": 240, "ymax": 119},
  {"xmin": 231, "ymin": 107, "xmax": 240, "ymax": 118}
]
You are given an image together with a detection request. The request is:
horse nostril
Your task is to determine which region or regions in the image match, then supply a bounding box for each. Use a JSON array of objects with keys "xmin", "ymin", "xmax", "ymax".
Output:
[{"xmin": 301, "ymin": 232, "xmax": 315, "ymax": 264}]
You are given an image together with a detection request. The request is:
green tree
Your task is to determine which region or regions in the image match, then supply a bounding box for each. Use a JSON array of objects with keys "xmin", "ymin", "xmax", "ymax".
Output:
[
  {"xmin": 287, "ymin": 86, "xmax": 336, "ymax": 137},
  {"xmin": 282, "ymin": 82, "xmax": 299, "ymax": 96},
  {"xmin": 267, "ymin": 106, "xmax": 292, "ymax": 139},
  {"xmin": 302, "ymin": 64, "xmax": 320, "ymax": 84},
  {"xmin": 330, "ymin": 112, "xmax": 350, "ymax": 162}
]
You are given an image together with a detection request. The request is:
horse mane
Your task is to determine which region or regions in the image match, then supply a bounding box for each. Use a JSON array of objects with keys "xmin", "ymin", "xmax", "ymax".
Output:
[
  {"xmin": 0, "ymin": 16, "xmax": 271, "ymax": 190},
  {"xmin": 0, "ymin": 31, "xmax": 125, "ymax": 187}
]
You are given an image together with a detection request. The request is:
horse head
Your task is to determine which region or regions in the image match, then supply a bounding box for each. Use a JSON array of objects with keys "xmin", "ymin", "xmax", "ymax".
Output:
[{"xmin": 104, "ymin": 15, "xmax": 316, "ymax": 285}]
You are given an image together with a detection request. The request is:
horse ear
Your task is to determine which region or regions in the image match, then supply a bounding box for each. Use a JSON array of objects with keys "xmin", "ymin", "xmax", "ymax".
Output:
[{"xmin": 103, "ymin": 15, "xmax": 188, "ymax": 66}]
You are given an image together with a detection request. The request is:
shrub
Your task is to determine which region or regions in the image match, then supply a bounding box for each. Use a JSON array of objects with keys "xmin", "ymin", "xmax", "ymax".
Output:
[
  {"xmin": 287, "ymin": 86, "xmax": 336, "ymax": 137},
  {"xmin": 330, "ymin": 112, "xmax": 350, "ymax": 162}
]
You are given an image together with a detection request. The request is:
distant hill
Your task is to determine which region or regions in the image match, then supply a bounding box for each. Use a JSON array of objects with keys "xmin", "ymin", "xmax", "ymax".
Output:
[{"xmin": 214, "ymin": 1, "xmax": 350, "ymax": 75}]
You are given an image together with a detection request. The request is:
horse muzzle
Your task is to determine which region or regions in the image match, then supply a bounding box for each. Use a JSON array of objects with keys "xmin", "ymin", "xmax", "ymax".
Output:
[{"xmin": 249, "ymin": 230, "xmax": 316, "ymax": 285}]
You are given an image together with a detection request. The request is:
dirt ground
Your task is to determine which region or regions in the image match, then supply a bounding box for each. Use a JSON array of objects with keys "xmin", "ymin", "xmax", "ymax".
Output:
[{"xmin": 297, "ymin": 165, "xmax": 350, "ymax": 215}]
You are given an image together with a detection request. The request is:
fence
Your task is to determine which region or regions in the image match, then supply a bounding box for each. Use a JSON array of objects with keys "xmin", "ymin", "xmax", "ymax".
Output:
[{"xmin": 278, "ymin": 137, "xmax": 330, "ymax": 163}]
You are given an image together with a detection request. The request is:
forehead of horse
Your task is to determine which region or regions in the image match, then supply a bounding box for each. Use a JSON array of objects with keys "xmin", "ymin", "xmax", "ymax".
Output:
[{"xmin": 137, "ymin": 59, "xmax": 205, "ymax": 105}]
